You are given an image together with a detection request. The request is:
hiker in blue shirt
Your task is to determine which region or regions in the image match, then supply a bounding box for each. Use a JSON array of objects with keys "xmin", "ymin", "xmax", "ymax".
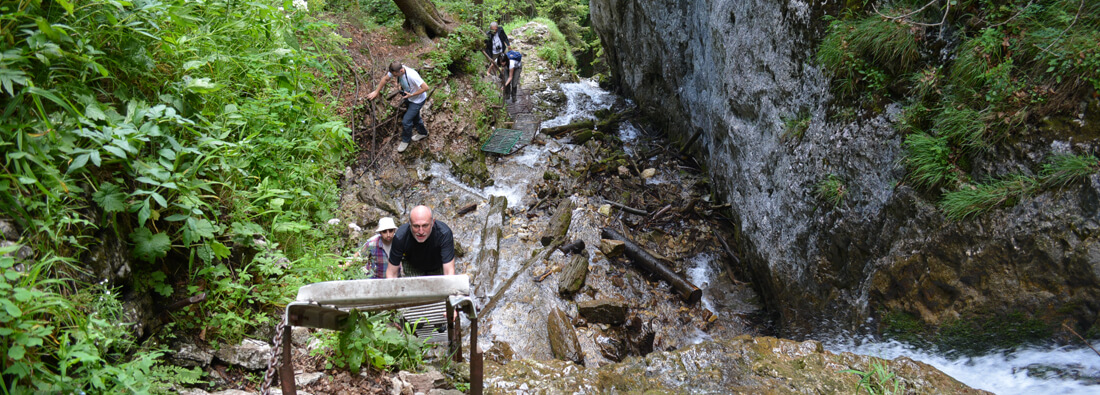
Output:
[{"xmin": 366, "ymin": 62, "xmax": 430, "ymax": 153}]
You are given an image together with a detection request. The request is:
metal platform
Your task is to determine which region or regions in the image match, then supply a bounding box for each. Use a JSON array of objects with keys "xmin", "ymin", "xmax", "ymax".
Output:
[{"xmin": 278, "ymin": 275, "xmax": 482, "ymax": 394}]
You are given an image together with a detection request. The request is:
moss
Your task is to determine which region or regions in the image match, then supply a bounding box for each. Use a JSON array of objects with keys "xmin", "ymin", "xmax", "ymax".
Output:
[
  {"xmin": 881, "ymin": 311, "xmax": 929, "ymax": 346},
  {"xmin": 936, "ymin": 312, "xmax": 1051, "ymax": 355},
  {"xmin": 447, "ymin": 146, "xmax": 492, "ymax": 188}
]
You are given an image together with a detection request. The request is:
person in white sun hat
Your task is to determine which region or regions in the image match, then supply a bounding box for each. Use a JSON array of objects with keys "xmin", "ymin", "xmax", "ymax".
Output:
[{"xmin": 343, "ymin": 217, "xmax": 398, "ymax": 278}]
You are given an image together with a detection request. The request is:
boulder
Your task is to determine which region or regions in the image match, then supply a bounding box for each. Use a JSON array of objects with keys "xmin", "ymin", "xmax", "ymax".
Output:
[
  {"xmin": 546, "ymin": 307, "xmax": 584, "ymax": 365},
  {"xmin": 171, "ymin": 341, "xmax": 213, "ymax": 368},
  {"xmin": 397, "ymin": 368, "xmax": 446, "ymax": 393},
  {"xmin": 291, "ymin": 326, "xmax": 312, "ymax": 346},
  {"xmin": 599, "ymin": 239, "xmax": 625, "ymax": 257},
  {"xmin": 214, "ymin": 339, "xmax": 272, "ymax": 370},
  {"xmin": 83, "ymin": 232, "xmax": 132, "ymax": 284},
  {"xmin": 577, "ymin": 298, "xmax": 628, "ymax": 326},
  {"xmin": 356, "ymin": 177, "xmax": 400, "ymax": 216},
  {"xmin": 558, "ymin": 253, "xmax": 589, "ymax": 297}
]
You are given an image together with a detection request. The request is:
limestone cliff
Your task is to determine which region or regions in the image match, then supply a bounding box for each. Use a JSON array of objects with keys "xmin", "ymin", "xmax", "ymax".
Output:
[{"xmin": 590, "ymin": 0, "xmax": 1100, "ymax": 340}]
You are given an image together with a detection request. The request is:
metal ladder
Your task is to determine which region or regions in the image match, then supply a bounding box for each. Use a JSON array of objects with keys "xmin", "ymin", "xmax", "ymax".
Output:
[{"xmin": 277, "ymin": 275, "xmax": 482, "ymax": 394}]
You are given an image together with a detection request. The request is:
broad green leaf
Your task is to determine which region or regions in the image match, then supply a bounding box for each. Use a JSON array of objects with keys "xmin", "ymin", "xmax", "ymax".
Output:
[
  {"xmin": 0, "ymin": 68, "xmax": 28, "ymax": 96},
  {"xmin": 151, "ymin": 192, "xmax": 167, "ymax": 208},
  {"xmin": 129, "ymin": 227, "xmax": 170, "ymax": 263},
  {"xmin": 102, "ymin": 145, "xmax": 126, "ymax": 159},
  {"xmin": 135, "ymin": 176, "xmax": 160, "ymax": 186},
  {"xmin": 92, "ymin": 183, "xmax": 127, "ymax": 212},
  {"xmin": 55, "ymin": 0, "xmax": 74, "ymax": 14},
  {"xmin": 137, "ymin": 198, "xmax": 151, "ymax": 226},
  {"xmin": 209, "ymin": 241, "xmax": 230, "ymax": 260},
  {"xmin": 84, "ymin": 103, "xmax": 106, "ymax": 121},
  {"xmin": 7, "ymin": 345, "xmax": 24, "ymax": 360},
  {"xmin": 185, "ymin": 77, "xmax": 223, "ymax": 94},
  {"xmin": 273, "ymin": 221, "xmax": 310, "ymax": 233},
  {"xmin": 165, "ymin": 214, "xmax": 189, "ymax": 221},
  {"xmin": 190, "ymin": 218, "xmax": 216, "ymax": 240},
  {"xmin": 231, "ymin": 221, "xmax": 264, "ymax": 237},
  {"xmin": 1, "ymin": 299, "xmax": 21, "ymax": 318},
  {"xmin": 89, "ymin": 150, "xmax": 101, "ymax": 166},
  {"xmin": 12, "ymin": 288, "xmax": 35, "ymax": 302},
  {"xmin": 66, "ymin": 153, "xmax": 89, "ymax": 174}
]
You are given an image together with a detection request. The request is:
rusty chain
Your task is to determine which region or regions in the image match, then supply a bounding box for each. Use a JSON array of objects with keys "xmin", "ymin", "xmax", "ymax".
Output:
[{"xmin": 260, "ymin": 318, "xmax": 288, "ymax": 395}]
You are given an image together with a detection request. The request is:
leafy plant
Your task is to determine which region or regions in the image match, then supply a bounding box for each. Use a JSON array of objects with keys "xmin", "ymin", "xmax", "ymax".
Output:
[
  {"xmin": 842, "ymin": 362, "xmax": 903, "ymax": 395},
  {"xmin": 331, "ymin": 310, "xmax": 429, "ymax": 372}
]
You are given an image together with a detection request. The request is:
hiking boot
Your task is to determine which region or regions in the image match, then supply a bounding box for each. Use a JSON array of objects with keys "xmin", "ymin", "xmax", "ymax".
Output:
[
  {"xmin": 397, "ymin": 142, "xmax": 409, "ymax": 152},
  {"xmin": 411, "ymin": 133, "xmax": 427, "ymax": 142}
]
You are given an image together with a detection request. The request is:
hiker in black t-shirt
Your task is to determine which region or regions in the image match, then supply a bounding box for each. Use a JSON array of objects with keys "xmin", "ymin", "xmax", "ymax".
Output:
[{"xmin": 386, "ymin": 205, "xmax": 455, "ymax": 278}]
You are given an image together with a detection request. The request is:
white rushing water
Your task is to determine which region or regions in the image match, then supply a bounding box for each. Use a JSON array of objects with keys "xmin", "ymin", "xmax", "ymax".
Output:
[{"xmin": 825, "ymin": 338, "xmax": 1100, "ymax": 394}]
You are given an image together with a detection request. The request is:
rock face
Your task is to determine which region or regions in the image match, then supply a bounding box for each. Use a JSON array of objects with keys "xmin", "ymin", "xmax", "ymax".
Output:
[
  {"xmin": 487, "ymin": 336, "xmax": 989, "ymax": 393},
  {"xmin": 590, "ymin": 0, "xmax": 1100, "ymax": 338},
  {"xmin": 214, "ymin": 339, "xmax": 272, "ymax": 370}
]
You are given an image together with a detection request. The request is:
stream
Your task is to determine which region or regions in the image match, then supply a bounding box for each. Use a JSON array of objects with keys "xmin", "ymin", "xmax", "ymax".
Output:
[{"xmin": 372, "ymin": 78, "xmax": 1098, "ymax": 393}]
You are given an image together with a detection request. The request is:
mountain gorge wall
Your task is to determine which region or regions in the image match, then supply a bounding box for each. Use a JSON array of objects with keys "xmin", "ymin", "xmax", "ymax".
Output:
[{"xmin": 590, "ymin": 0, "xmax": 1100, "ymax": 339}]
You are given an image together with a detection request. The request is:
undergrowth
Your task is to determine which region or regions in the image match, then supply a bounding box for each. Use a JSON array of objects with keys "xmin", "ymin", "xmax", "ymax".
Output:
[{"xmin": 816, "ymin": 0, "xmax": 1100, "ymax": 219}]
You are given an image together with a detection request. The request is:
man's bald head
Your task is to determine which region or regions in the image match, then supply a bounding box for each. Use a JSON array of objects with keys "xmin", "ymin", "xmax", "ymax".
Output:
[{"xmin": 409, "ymin": 205, "xmax": 433, "ymax": 243}]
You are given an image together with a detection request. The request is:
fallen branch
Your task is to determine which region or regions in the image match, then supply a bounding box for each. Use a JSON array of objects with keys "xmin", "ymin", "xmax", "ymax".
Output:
[
  {"xmin": 601, "ymin": 228, "xmax": 702, "ymax": 304},
  {"xmin": 602, "ymin": 199, "xmax": 648, "ymax": 216},
  {"xmin": 456, "ymin": 203, "xmax": 478, "ymax": 216}
]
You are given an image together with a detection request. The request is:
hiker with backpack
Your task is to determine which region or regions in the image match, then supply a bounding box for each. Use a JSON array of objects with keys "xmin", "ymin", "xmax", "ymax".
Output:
[
  {"xmin": 366, "ymin": 62, "xmax": 430, "ymax": 153},
  {"xmin": 484, "ymin": 21, "xmax": 510, "ymax": 76},
  {"xmin": 497, "ymin": 50, "xmax": 523, "ymax": 102}
]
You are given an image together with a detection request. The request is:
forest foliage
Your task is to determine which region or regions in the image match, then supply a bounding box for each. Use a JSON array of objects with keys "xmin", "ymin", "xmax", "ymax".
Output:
[{"xmin": 0, "ymin": 0, "xmax": 595, "ymax": 392}]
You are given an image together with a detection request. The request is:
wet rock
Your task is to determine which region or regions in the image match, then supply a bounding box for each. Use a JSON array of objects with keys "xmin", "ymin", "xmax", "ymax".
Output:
[
  {"xmin": 620, "ymin": 315, "xmax": 655, "ymax": 357},
  {"xmin": 0, "ymin": 220, "xmax": 18, "ymax": 240},
  {"xmin": 540, "ymin": 197, "xmax": 576, "ymax": 246},
  {"xmin": 82, "ymin": 232, "xmax": 132, "ymax": 284},
  {"xmin": 177, "ymin": 388, "xmax": 210, "ymax": 395},
  {"xmin": 486, "ymin": 341, "xmax": 515, "ymax": 364},
  {"xmin": 397, "ymin": 368, "xmax": 445, "ymax": 393},
  {"xmin": 599, "ymin": 239, "xmax": 625, "ymax": 257},
  {"xmin": 295, "ymin": 371, "xmax": 324, "ymax": 386},
  {"xmin": 487, "ymin": 336, "xmax": 988, "ymax": 393},
  {"xmin": 171, "ymin": 341, "xmax": 214, "ymax": 368},
  {"xmin": 578, "ymin": 298, "xmax": 628, "ymax": 326},
  {"xmin": 547, "ymin": 307, "xmax": 584, "ymax": 365},
  {"xmin": 214, "ymin": 339, "xmax": 272, "ymax": 370},
  {"xmin": 356, "ymin": 177, "xmax": 400, "ymax": 216},
  {"xmin": 558, "ymin": 253, "xmax": 589, "ymax": 297},
  {"xmin": 121, "ymin": 289, "xmax": 157, "ymax": 341}
]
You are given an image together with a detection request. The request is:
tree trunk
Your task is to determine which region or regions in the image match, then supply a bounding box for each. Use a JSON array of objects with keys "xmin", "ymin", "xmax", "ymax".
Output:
[{"xmin": 393, "ymin": 0, "xmax": 454, "ymax": 39}]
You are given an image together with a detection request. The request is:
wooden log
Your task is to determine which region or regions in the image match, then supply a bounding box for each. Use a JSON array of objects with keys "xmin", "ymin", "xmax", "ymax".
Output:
[
  {"xmin": 472, "ymin": 196, "xmax": 507, "ymax": 298},
  {"xmin": 558, "ymin": 253, "xmax": 589, "ymax": 297},
  {"xmin": 540, "ymin": 198, "xmax": 576, "ymax": 246},
  {"xmin": 456, "ymin": 203, "xmax": 478, "ymax": 216},
  {"xmin": 481, "ymin": 239, "xmax": 563, "ymax": 318},
  {"xmin": 542, "ymin": 120, "xmax": 595, "ymax": 137},
  {"xmin": 600, "ymin": 228, "xmax": 702, "ymax": 304},
  {"xmin": 678, "ymin": 128, "xmax": 704, "ymax": 156},
  {"xmin": 558, "ymin": 239, "xmax": 586, "ymax": 255}
]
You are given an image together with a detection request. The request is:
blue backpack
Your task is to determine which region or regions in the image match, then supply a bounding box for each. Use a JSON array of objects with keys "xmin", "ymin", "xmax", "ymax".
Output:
[{"xmin": 506, "ymin": 50, "xmax": 522, "ymax": 61}]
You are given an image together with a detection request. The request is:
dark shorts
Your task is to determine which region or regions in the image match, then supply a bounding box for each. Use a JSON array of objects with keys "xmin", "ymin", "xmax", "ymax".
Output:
[{"xmin": 402, "ymin": 265, "xmax": 443, "ymax": 277}]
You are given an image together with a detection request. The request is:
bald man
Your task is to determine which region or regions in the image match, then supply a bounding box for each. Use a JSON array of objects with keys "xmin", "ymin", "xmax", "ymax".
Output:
[{"xmin": 386, "ymin": 205, "xmax": 456, "ymax": 278}]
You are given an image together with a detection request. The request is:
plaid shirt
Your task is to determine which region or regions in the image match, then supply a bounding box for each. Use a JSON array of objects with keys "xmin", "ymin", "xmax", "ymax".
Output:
[{"xmin": 357, "ymin": 234, "xmax": 388, "ymax": 279}]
